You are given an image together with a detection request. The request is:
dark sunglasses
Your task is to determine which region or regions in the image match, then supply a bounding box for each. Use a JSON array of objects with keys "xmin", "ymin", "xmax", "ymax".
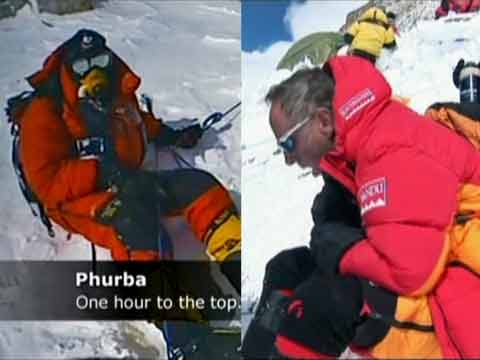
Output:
[{"xmin": 277, "ymin": 116, "xmax": 312, "ymax": 153}]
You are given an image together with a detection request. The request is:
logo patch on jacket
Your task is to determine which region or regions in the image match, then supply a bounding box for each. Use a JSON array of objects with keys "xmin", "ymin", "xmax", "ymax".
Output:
[
  {"xmin": 358, "ymin": 177, "xmax": 387, "ymax": 215},
  {"xmin": 339, "ymin": 88, "xmax": 375, "ymax": 121},
  {"xmin": 287, "ymin": 300, "xmax": 304, "ymax": 319}
]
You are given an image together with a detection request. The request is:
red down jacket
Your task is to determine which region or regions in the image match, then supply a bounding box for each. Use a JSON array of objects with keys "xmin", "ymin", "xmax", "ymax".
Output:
[
  {"xmin": 435, "ymin": 0, "xmax": 480, "ymax": 19},
  {"xmin": 319, "ymin": 55, "xmax": 480, "ymax": 357}
]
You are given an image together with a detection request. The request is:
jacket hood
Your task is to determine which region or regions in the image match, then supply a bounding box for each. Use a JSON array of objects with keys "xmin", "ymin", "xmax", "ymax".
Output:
[
  {"xmin": 360, "ymin": 7, "xmax": 389, "ymax": 24},
  {"xmin": 26, "ymin": 29, "xmax": 141, "ymax": 107},
  {"xmin": 326, "ymin": 55, "xmax": 392, "ymax": 162},
  {"xmin": 319, "ymin": 55, "xmax": 392, "ymax": 192}
]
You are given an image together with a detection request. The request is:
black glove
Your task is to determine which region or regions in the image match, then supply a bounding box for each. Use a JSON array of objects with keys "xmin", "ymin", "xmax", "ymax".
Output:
[
  {"xmin": 78, "ymin": 98, "xmax": 122, "ymax": 188},
  {"xmin": 276, "ymin": 272, "xmax": 363, "ymax": 357},
  {"xmin": 98, "ymin": 171, "xmax": 166, "ymax": 251},
  {"xmin": 453, "ymin": 58, "xmax": 465, "ymax": 88},
  {"xmin": 242, "ymin": 247, "xmax": 316, "ymax": 359},
  {"xmin": 175, "ymin": 124, "xmax": 203, "ymax": 148},
  {"xmin": 262, "ymin": 247, "xmax": 316, "ymax": 292},
  {"xmin": 311, "ymin": 173, "xmax": 361, "ymax": 227},
  {"xmin": 155, "ymin": 123, "xmax": 203, "ymax": 149},
  {"xmin": 310, "ymin": 222, "xmax": 364, "ymax": 275}
]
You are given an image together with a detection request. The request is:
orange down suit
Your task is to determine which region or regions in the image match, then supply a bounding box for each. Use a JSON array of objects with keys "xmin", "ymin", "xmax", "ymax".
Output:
[
  {"xmin": 357, "ymin": 104, "xmax": 480, "ymax": 358},
  {"xmin": 19, "ymin": 44, "xmax": 238, "ymax": 261}
]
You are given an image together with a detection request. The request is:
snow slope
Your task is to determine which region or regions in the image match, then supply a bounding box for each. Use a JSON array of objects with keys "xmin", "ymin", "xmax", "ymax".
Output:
[
  {"xmin": 0, "ymin": 1, "xmax": 239, "ymax": 358},
  {"xmin": 242, "ymin": 4, "xmax": 480, "ymax": 343}
]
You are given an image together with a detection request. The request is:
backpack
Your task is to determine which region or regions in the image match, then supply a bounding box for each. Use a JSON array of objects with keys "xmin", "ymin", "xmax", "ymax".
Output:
[
  {"xmin": 458, "ymin": 62, "xmax": 480, "ymax": 103},
  {"xmin": 5, "ymin": 91, "xmax": 55, "ymax": 237},
  {"xmin": 426, "ymin": 102, "xmax": 480, "ymax": 224}
]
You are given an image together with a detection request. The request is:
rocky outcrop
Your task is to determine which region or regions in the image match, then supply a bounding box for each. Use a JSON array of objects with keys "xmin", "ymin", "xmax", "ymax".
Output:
[
  {"xmin": 341, "ymin": 0, "xmax": 375, "ymax": 32},
  {"xmin": 0, "ymin": 0, "xmax": 104, "ymax": 20},
  {"xmin": 340, "ymin": 0, "xmax": 438, "ymax": 33},
  {"xmin": 0, "ymin": 0, "xmax": 26, "ymax": 19},
  {"xmin": 37, "ymin": 0, "xmax": 96, "ymax": 15}
]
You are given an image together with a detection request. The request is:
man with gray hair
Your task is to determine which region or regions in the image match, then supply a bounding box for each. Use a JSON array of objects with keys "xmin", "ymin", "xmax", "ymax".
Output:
[
  {"xmin": 267, "ymin": 67, "xmax": 336, "ymax": 176},
  {"xmin": 258, "ymin": 55, "xmax": 480, "ymax": 358}
]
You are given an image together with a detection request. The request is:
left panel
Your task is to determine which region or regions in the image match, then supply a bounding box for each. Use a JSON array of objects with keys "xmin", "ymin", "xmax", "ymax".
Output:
[{"xmin": 0, "ymin": 1, "xmax": 241, "ymax": 358}]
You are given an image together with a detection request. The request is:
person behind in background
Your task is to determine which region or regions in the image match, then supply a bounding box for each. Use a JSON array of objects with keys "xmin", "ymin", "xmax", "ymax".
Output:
[
  {"xmin": 452, "ymin": 58, "xmax": 480, "ymax": 103},
  {"xmin": 435, "ymin": 0, "xmax": 480, "ymax": 20},
  {"xmin": 344, "ymin": 7, "xmax": 397, "ymax": 64}
]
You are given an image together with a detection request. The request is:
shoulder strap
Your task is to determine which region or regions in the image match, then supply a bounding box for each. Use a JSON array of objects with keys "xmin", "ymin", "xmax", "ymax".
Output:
[{"xmin": 353, "ymin": 280, "xmax": 434, "ymax": 348}]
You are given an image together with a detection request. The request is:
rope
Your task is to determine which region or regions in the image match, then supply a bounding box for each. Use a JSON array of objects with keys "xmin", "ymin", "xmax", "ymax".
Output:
[
  {"xmin": 223, "ymin": 101, "xmax": 241, "ymax": 117},
  {"xmin": 202, "ymin": 101, "xmax": 241, "ymax": 130},
  {"xmin": 170, "ymin": 147, "xmax": 195, "ymax": 169}
]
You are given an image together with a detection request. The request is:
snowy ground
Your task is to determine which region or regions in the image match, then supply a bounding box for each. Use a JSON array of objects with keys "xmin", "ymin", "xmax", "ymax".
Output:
[
  {"xmin": 0, "ymin": 1, "xmax": 239, "ymax": 358},
  {"xmin": 242, "ymin": 4, "xmax": 480, "ymax": 349}
]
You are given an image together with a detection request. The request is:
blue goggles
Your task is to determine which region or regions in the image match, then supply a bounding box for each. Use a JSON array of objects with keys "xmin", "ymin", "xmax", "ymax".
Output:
[{"xmin": 277, "ymin": 116, "xmax": 311, "ymax": 153}]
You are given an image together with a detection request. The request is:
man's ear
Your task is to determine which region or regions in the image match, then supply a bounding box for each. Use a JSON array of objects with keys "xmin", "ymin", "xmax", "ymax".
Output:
[{"xmin": 314, "ymin": 107, "xmax": 334, "ymax": 137}]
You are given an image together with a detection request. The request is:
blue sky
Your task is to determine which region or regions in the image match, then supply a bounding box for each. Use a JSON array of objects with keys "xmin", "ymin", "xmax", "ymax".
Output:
[
  {"xmin": 242, "ymin": 0, "xmax": 304, "ymax": 52},
  {"xmin": 242, "ymin": 0, "xmax": 364, "ymax": 52}
]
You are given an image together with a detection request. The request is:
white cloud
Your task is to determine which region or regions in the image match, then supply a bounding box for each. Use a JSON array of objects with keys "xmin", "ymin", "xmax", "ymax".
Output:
[
  {"xmin": 285, "ymin": 0, "xmax": 368, "ymax": 40},
  {"xmin": 242, "ymin": 0, "xmax": 366, "ymax": 90}
]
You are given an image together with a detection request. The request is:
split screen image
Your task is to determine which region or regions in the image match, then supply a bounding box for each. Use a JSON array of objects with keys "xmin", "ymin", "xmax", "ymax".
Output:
[{"xmin": 1, "ymin": 0, "xmax": 480, "ymax": 359}]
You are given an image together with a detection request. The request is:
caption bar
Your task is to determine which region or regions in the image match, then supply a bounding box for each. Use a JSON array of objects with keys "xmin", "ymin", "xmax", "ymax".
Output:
[{"xmin": 0, "ymin": 261, "xmax": 240, "ymax": 321}]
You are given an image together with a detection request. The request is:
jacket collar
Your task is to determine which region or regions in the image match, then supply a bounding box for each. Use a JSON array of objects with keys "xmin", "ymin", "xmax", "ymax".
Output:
[
  {"xmin": 26, "ymin": 41, "xmax": 141, "ymax": 108},
  {"xmin": 319, "ymin": 56, "xmax": 391, "ymax": 192},
  {"xmin": 324, "ymin": 55, "xmax": 392, "ymax": 163}
]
